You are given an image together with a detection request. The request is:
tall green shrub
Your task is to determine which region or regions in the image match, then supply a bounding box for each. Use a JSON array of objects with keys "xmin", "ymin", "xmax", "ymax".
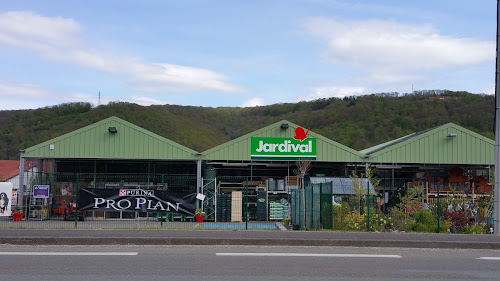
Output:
[{"xmin": 411, "ymin": 209, "xmax": 437, "ymax": 233}]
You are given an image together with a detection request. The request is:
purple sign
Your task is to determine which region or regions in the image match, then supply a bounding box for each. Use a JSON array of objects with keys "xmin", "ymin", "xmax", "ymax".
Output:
[{"xmin": 33, "ymin": 185, "xmax": 50, "ymax": 198}]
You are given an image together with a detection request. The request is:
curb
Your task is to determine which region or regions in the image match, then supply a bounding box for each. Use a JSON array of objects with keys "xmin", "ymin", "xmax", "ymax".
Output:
[{"xmin": 2, "ymin": 237, "xmax": 500, "ymax": 249}]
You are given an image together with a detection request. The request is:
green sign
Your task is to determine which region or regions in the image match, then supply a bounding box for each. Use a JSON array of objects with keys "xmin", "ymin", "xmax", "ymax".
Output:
[{"xmin": 251, "ymin": 137, "xmax": 316, "ymax": 160}]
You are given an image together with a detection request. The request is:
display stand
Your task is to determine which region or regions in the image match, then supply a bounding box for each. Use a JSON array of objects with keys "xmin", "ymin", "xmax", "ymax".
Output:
[
  {"xmin": 29, "ymin": 185, "xmax": 50, "ymax": 220},
  {"xmin": 267, "ymin": 178, "xmax": 290, "ymax": 221},
  {"xmin": 29, "ymin": 196, "xmax": 49, "ymax": 220}
]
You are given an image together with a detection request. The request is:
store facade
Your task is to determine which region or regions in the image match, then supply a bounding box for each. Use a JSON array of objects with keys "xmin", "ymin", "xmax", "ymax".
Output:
[{"xmin": 12, "ymin": 116, "xmax": 495, "ymax": 225}]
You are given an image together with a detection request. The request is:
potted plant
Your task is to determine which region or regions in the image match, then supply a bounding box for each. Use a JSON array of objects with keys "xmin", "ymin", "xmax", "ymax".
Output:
[
  {"xmin": 12, "ymin": 205, "xmax": 22, "ymax": 222},
  {"xmin": 195, "ymin": 208, "xmax": 205, "ymax": 222}
]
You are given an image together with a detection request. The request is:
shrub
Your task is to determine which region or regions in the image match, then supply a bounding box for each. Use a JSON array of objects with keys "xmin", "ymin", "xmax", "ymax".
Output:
[
  {"xmin": 342, "ymin": 211, "xmax": 365, "ymax": 231},
  {"xmin": 442, "ymin": 211, "xmax": 468, "ymax": 233},
  {"xmin": 461, "ymin": 224, "xmax": 486, "ymax": 234},
  {"xmin": 366, "ymin": 213, "xmax": 389, "ymax": 232},
  {"xmin": 332, "ymin": 202, "xmax": 350, "ymax": 230},
  {"xmin": 388, "ymin": 208, "xmax": 414, "ymax": 232},
  {"xmin": 411, "ymin": 209, "xmax": 437, "ymax": 233}
]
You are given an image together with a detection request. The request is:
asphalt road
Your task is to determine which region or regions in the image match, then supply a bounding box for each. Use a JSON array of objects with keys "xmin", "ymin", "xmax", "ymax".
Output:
[{"xmin": 2, "ymin": 245, "xmax": 500, "ymax": 280}]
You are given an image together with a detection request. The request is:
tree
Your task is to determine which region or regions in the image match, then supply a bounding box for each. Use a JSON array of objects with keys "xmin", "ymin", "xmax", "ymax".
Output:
[{"xmin": 294, "ymin": 160, "xmax": 311, "ymax": 230}]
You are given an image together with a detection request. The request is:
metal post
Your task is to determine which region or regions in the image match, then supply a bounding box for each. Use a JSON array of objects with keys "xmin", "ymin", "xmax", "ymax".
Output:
[
  {"xmin": 320, "ymin": 183, "xmax": 323, "ymax": 229},
  {"xmin": 311, "ymin": 184, "xmax": 314, "ymax": 230},
  {"xmin": 331, "ymin": 182, "xmax": 334, "ymax": 230},
  {"xmin": 75, "ymin": 174, "xmax": 79, "ymax": 229},
  {"xmin": 197, "ymin": 160, "xmax": 202, "ymax": 210},
  {"xmin": 437, "ymin": 181, "xmax": 440, "ymax": 233},
  {"xmin": 367, "ymin": 181, "xmax": 370, "ymax": 232},
  {"xmin": 366, "ymin": 163, "xmax": 370, "ymax": 232},
  {"xmin": 18, "ymin": 152, "xmax": 25, "ymax": 217},
  {"xmin": 245, "ymin": 177, "xmax": 248, "ymax": 230},
  {"xmin": 495, "ymin": 0, "xmax": 500, "ymax": 235}
]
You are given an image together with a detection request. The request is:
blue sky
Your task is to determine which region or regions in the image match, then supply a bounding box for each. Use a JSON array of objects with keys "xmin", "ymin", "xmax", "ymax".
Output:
[{"xmin": 0, "ymin": 1, "xmax": 495, "ymax": 110}]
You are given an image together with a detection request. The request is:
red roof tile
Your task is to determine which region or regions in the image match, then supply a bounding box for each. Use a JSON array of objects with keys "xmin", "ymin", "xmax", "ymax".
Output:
[{"xmin": 0, "ymin": 160, "xmax": 36, "ymax": 181}]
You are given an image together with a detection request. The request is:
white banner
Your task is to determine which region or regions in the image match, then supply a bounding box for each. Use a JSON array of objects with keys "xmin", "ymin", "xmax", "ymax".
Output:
[{"xmin": 0, "ymin": 182, "xmax": 13, "ymax": 216}]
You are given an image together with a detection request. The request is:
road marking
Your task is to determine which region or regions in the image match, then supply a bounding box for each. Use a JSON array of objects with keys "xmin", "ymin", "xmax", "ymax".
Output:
[
  {"xmin": 477, "ymin": 257, "xmax": 500, "ymax": 260},
  {"xmin": 0, "ymin": 252, "xmax": 138, "ymax": 256},
  {"xmin": 216, "ymin": 253, "xmax": 401, "ymax": 258}
]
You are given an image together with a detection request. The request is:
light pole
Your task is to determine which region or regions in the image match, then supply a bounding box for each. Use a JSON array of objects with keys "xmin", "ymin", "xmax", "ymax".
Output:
[{"xmin": 495, "ymin": 0, "xmax": 500, "ymax": 235}]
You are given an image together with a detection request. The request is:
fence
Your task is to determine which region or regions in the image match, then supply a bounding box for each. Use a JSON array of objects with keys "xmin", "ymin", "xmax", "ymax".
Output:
[
  {"xmin": 289, "ymin": 182, "xmax": 380, "ymax": 231},
  {"xmin": 1, "ymin": 173, "xmax": 283, "ymax": 230},
  {"xmin": 288, "ymin": 181, "xmax": 494, "ymax": 234},
  {"xmin": 1, "ymin": 170, "xmax": 494, "ymax": 234}
]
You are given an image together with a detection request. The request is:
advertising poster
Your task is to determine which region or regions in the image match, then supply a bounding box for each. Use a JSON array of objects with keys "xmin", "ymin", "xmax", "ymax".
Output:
[
  {"xmin": 60, "ymin": 182, "xmax": 73, "ymax": 196},
  {"xmin": 0, "ymin": 182, "xmax": 13, "ymax": 216},
  {"xmin": 79, "ymin": 188, "xmax": 197, "ymax": 215}
]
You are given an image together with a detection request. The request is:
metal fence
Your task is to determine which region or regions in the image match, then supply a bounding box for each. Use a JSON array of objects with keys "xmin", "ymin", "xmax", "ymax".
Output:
[
  {"xmin": 290, "ymin": 182, "xmax": 380, "ymax": 231},
  {"xmin": 289, "ymin": 182, "xmax": 493, "ymax": 234},
  {"xmin": 1, "ymin": 173, "xmax": 284, "ymax": 230},
  {"xmin": 2, "ymin": 170, "xmax": 494, "ymax": 234}
]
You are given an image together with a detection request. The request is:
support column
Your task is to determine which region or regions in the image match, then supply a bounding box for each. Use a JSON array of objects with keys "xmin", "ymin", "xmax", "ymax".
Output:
[
  {"xmin": 196, "ymin": 160, "xmax": 202, "ymax": 209},
  {"xmin": 18, "ymin": 151, "xmax": 25, "ymax": 212}
]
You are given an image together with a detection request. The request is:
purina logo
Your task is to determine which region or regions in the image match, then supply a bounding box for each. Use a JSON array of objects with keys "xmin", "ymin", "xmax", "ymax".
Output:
[
  {"xmin": 251, "ymin": 127, "xmax": 316, "ymax": 160},
  {"xmin": 119, "ymin": 189, "xmax": 154, "ymax": 197}
]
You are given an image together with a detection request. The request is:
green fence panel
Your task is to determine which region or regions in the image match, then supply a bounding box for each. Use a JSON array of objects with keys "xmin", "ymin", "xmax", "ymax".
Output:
[{"xmin": 319, "ymin": 182, "xmax": 333, "ymax": 230}]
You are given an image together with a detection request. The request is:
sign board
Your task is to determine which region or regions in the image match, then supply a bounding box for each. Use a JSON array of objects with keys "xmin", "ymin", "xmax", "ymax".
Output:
[
  {"xmin": 251, "ymin": 137, "xmax": 316, "ymax": 160},
  {"xmin": 33, "ymin": 185, "xmax": 50, "ymax": 198},
  {"xmin": 196, "ymin": 193, "xmax": 205, "ymax": 201},
  {"xmin": 0, "ymin": 182, "xmax": 13, "ymax": 216},
  {"xmin": 79, "ymin": 188, "xmax": 197, "ymax": 215}
]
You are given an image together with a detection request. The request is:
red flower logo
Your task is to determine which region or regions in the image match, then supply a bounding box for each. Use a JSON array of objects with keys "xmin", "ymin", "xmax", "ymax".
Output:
[{"xmin": 293, "ymin": 127, "xmax": 310, "ymax": 142}]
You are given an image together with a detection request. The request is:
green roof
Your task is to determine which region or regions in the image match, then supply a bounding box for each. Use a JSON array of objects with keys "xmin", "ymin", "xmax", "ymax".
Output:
[
  {"xmin": 22, "ymin": 117, "xmax": 494, "ymax": 166},
  {"xmin": 201, "ymin": 120, "xmax": 365, "ymax": 162},
  {"xmin": 363, "ymin": 123, "xmax": 494, "ymax": 165},
  {"xmin": 22, "ymin": 116, "xmax": 200, "ymax": 160}
]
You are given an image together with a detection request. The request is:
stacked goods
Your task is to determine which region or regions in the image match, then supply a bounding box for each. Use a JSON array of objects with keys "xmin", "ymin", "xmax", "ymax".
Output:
[
  {"xmin": 269, "ymin": 201, "xmax": 284, "ymax": 220},
  {"xmin": 216, "ymin": 194, "xmax": 231, "ymax": 222},
  {"xmin": 277, "ymin": 180, "xmax": 285, "ymax": 191},
  {"xmin": 267, "ymin": 178, "xmax": 276, "ymax": 191}
]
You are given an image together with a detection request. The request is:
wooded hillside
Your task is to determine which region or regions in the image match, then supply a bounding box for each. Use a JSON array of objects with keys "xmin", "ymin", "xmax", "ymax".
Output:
[{"xmin": 0, "ymin": 90, "xmax": 494, "ymax": 160}]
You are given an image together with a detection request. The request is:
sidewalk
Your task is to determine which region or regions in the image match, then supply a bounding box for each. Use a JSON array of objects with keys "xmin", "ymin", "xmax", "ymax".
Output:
[{"xmin": 2, "ymin": 228, "xmax": 500, "ymax": 249}]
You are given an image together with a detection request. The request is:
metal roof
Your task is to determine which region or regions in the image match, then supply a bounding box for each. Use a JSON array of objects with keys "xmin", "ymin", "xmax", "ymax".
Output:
[
  {"xmin": 310, "ymin": 177, "xmax": 376, "ymax": 195},
  {"xmin": 362, "ymin": 123, "xmax": 494, "ymax": 165},
  {"xmin": 200, "ymin": 120, "xmax": 365, "ymax": 162},
  {"xmin": 22, "ymin": 116, "xmax": 200, "ymax": 160},
  {"xmin": 20, "ymin": 117, "xmax": 494, "ymax": 166}
]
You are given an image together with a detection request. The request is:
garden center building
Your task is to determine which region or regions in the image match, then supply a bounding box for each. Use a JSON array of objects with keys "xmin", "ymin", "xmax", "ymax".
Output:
[{"xmin": 9, "ymin": 116, "xmax": 495, "ymax": 225}]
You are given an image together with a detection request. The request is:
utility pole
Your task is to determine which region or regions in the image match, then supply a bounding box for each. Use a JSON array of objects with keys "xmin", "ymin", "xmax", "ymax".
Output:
[
  {"xmin": 494, "ymin": 0, "xmax": 499, "ymax": 235},
  {"xmin": 98, "ymin": 91, "xmax": 101, "ymax": 106}
]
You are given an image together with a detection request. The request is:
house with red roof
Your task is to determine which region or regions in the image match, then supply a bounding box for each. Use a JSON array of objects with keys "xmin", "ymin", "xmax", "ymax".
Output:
[{"xmin": 0, "ymin": 160, "xmax": 37, "ymax": 205}]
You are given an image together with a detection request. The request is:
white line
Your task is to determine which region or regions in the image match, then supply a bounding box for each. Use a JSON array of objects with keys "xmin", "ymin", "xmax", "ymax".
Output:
[
  {"xmin": 216, "ymin": 253, "xmax": 401, "ymax": 258},
  {"xmin": 477, "ymin": 257, "xmax": 500, "ymax": 260},
  {"xmin": 0, "ymin": 252, "xmax": 138, "ymax": 256}
]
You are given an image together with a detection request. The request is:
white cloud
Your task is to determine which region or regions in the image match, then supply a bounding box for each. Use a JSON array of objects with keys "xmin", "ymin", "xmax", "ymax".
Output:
[
  {"xmin": 128, "ymin": 63, "xmax": 244, "ymax": 93},
  {"xmin": 130, "ymin": 95, "xmax": 170, "ymax": 106},
  {"xmin": 302, "ymin": 17, "xmax": 494, "ymax": 70},
  {"xmin": 241, "ymin": 97, "xmax": 264, "ymax": 107},
  {"xmin": 297, "ymin": 86, "xmax": 366, "ymax": 101},
  {"xmin": 0, "ymin": 11, "xmax": 245, "ymax": 94},
  {"xmin": 0, "ymin": 79, "xmax": 53, "ymax": 98}
]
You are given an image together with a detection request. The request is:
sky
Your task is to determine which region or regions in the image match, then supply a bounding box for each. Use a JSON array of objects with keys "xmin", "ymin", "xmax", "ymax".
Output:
[{"xmin": 0, "ymin": 1, "xmax": 496, "ymax": 110}]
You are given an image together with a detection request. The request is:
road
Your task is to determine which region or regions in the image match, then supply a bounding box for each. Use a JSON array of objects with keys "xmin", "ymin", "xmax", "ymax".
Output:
[{"xmin": 1, "ymin": 245, "xmax": 500, "ymax": 280}]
